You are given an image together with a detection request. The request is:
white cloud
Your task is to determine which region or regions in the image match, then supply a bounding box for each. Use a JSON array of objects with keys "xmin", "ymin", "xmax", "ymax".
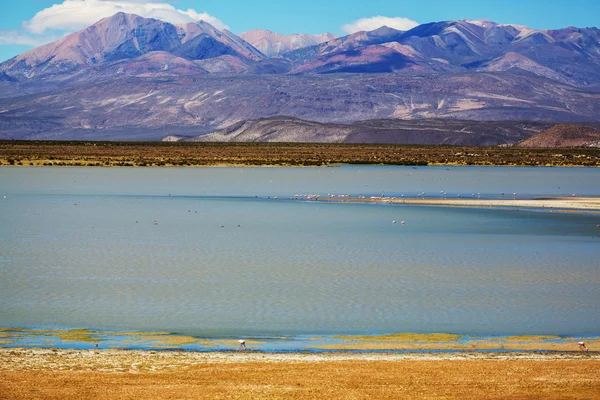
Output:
[
  {"xmin": 22, "ymin": 0, "xmax": 228, "ymax": 34},
  {"xmin": 341, "ymin": 16, "xmax": 419, "ymax": 35},
  {"xmin": 0, "ymin": 31, "xmax": 63, "ymax": 47}
]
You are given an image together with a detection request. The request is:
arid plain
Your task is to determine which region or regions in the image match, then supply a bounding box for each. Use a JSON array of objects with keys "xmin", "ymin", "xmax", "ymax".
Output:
[{"xmin": 1, "ymin": 348, "xmax": 599, "ymax": 400}]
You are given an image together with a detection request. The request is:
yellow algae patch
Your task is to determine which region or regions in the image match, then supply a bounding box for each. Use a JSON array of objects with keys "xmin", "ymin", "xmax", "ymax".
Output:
[
  {"xmin": 489, "ymin": 335, "xmax": 562, "ymax": 342},
  {"xmin": 0, "ymin": 332, "xmax": 22, "ymax": 338},
  {"xmin": 107, "ymin": 331, "xmax": 172, "ymax": 337},
  {"xmin": 479, "ymin": 335, "xmax": 598, "ymax": 351},
  {"xmin": 315, "ymin": 342, "xmax": 479, "ymax": 351},
  {"xmin": 0, "ymin": 328, "xmax": 27, "ymax": 332},
  {"xmin": 0, "ymin": 339, "xmax": 14, "ymax": 345},
  {"xmin": 334, "ymin": 333, "xmax": 463, "ymax": 342},
  {"xmin": 121, "ymin": 334, "xmax": 214, "ymax": 347},
  {"xmin": 319, "ymin": 333, "xmax": 466, "ymax": 350},
  {"xmin": 0, "ymin": 328, "xmax": 101, "ymax": 342},
  {"xmin": 314, "ymin": 335, "xmax": 600, "ymax": 352},
  {"xmin": 54, "ymin": 329, "xmax": 99, "ymax": 343}
]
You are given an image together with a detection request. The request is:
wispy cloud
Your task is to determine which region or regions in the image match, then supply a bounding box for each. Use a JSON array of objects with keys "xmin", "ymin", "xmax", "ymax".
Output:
[
  {"xmin": 341, "ymin": 16, "xmax": 419, "ymax": 34},
  {"xmin": 22, "ymin": 0, "xmax": 229, "ymax": 34},
  {"xmin": 0, "ymin": 31, "xmax": 63, "ymax": 47}
]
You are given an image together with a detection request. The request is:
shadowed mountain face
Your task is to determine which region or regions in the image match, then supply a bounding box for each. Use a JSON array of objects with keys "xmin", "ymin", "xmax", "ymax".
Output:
[{"xmin": 1, "ymin": 14, "xmax": 600, "ymax": 142}]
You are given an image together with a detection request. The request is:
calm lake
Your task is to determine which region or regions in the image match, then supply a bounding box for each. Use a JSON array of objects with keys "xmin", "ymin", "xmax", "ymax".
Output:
[{"xmin": 1, "ymin": 166, "xmax": 599, "ymax": 347}]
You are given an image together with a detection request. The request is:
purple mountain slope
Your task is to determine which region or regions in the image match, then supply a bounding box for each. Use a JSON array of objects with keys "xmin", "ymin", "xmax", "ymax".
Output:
[
  {"xmin": 1, "ymin": 13, "xmax": 600, "ymax": 142},
  {"xmin": 0, "ymin": 13, "xmax": 264, "ymax": 80},
  {"xmin": 2, "ymin": 72, "xmax": 600, "ymax": 141}
]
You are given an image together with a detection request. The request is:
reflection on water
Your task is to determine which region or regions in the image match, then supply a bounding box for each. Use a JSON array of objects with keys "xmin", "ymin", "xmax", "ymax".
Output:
[{"xmin": 0, "ymin": 166, "xmax": 599, "ymax": 341}]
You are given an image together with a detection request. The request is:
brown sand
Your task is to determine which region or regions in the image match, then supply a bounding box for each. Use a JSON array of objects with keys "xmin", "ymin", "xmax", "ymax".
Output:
[{"xmin": 1, "ymin": 348, "xmax": 599, "ymax": 399}]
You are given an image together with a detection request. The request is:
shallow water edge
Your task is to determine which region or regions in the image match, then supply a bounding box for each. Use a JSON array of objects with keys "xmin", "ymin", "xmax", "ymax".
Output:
[{"xmin": 1, "ymin": 327, "xmax": 597, "ymax": 353}]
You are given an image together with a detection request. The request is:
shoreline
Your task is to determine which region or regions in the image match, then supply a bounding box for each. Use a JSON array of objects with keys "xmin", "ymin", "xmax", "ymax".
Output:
[
  {"xmin": 2, "ymin": 162, "xmax": 600, "ymax": 168},
  {"xmin": 1, "ymin": 347, "xmax": 598, "ymax": 371},
  {"xmin": 2, "ymin": 328, "xmax": 599, "ymax": 353},
  {"xmin": 316, "ymin": 195, "xmax": 600, "ymax": 212},
  {"xmin": 2, "ymin": 161, "xmax": 600, "ymax": 169}
]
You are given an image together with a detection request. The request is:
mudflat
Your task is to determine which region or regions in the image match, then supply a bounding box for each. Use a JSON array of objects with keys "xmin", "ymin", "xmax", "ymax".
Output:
[{"xmin": 1, "ymin": 349, "xmax": 598, "ymax": 399}]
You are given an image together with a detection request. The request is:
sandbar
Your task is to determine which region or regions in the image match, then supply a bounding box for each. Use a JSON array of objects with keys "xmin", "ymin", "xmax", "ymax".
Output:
[{"xmin": 318, "ymin": 196, "xmax": 600, "ymax": 212}]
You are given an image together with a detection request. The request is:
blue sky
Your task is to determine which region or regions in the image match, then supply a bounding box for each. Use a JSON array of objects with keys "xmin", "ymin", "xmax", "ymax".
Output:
[{"xmin": 1, "ymin": 0, "xmax": 599, "ymax": 62}]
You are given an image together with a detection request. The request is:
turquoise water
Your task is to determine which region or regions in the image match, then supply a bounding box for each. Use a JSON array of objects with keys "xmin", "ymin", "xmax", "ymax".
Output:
[{"xmin": 1, "ymin": 166, "xmax": 599, "ymax": 346}]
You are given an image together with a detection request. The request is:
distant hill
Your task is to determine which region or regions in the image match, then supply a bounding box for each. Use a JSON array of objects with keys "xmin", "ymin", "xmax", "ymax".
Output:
[
  {"xmin": 191, "ymin": 116, "xmax": 555, "ymax": 146},
  {"xmin": 517, "ymin": 124, "xmax": 600, "ymax": 147}
]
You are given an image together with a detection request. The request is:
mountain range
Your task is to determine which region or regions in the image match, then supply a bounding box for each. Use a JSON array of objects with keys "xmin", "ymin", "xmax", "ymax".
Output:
[{"xmin": 1, "ymin": 13, "xmax": 600, "ymax": 142}]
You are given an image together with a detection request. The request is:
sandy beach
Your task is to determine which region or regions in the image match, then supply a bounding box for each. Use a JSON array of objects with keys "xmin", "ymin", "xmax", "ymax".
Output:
[
  {"xmin": 318, "ymin": 195, "xmax": 600, "ymax": 212},
  {"xmin": 1, "ymin": 348, "xmax": 599, "ymax": 399}
]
